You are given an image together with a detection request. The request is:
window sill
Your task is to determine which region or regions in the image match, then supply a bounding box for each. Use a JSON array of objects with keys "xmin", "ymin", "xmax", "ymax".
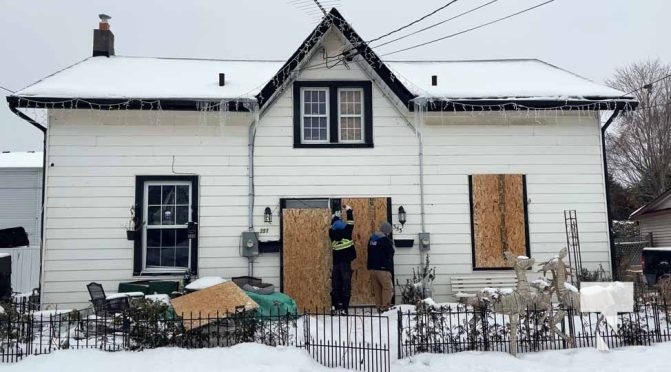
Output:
[
  {"xmin": 293, "ymin": 143, "xmax": 374, "ymax": 149},
  {"xmin": 136, "ymin": 271, "xmax": 188, "ymax": 277}
]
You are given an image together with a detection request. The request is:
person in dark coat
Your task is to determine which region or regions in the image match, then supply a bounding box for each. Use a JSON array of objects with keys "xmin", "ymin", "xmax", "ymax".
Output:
[
  {"xmin": 367, "ymin": 222, "xmax": 394, "ymax": 313},
  {"xmin": 329, "ymin": 205, "xmax": 356, "ymax": 315}
]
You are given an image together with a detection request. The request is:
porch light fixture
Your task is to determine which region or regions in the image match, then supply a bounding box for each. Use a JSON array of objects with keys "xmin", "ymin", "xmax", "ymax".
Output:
[
  {"xmin": 264, "ymin": 207, "xmax": 272, "ymax": 224},
  {"xmin": 398, "ymin": 206, "xmax": 407, "ymax": 226},
  {"xmin": 394, "ymin": 206, "xmax": 407, "ymax": 233}
]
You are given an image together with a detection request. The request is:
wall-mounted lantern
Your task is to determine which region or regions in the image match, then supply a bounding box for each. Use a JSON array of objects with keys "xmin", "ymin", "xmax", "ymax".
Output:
[
  {"xmin": 394, "ymin": 206, "xmax": 407, "ymax": 233},
  {"xmin": 264, "ymin": 207, "xmax": 273, "ymax": 224}
]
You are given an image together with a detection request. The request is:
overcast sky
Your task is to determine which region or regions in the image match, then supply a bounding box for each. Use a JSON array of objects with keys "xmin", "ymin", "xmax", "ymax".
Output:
[{"xmin": 1, "ymin": 0, "xmax": 668, "ymax": 151}]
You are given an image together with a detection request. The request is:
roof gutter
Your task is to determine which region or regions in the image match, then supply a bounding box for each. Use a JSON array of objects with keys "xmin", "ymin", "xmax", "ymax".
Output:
[
  {"xmin": 600, "ymin": 108, "xmax": 621, "ymax": 279},
  {"xmin": 6, "ymin": 96, "xmax": 255, "ymax": 112},
  {"xmin": 7, "ymin": 98, "xmax": 47, "ymax": 297}
]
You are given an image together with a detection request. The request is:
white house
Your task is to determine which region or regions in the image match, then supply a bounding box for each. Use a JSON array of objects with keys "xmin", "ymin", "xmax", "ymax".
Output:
[
  {"xmin": 0, "ymin": 151, "xmax": 42, "ymax": 293},
  {"xmin": 6, "ymin": 9, "xmax": 636, "ymax": 309},
  {"xmin": 630, "ymin": 189, "xmax": 671, "ymax": 247}
]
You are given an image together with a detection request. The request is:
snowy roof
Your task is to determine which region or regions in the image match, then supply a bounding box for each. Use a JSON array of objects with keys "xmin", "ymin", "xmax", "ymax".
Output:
[
  {"xmin": 386, "ymin": 59, "xmax": 627, "ymax": 100},
  {"xmin": 0, "ymin": 152, "xmax": 43, "ymax": 168},
  {"xmin": 15, "ymin": 56, "xmax": 283, "ymax": 100},
  {"xmin": 12, "ymin": 56, "xmax": 629, "ymax": 104},
  {"xmin": 630, "ymin": 188, "xmax": 671, "ymax": 219}
]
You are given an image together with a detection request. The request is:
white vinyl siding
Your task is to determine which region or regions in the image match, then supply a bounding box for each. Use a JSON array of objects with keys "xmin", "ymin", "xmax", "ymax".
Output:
[
  {"xmin": 639, "ymin": 213, "xmax": 671, "ymax": 247},
  {"xmin": 0, "ymin": 167, "xmax": 42, "ymax": 293}
]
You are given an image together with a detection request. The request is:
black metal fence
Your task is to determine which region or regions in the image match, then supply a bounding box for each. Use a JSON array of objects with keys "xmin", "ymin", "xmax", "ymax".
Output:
[
  {"xmin": 0, "ymin": 305, "xmax": 390, "ymax": 372},
  {"xmin": 6, "ymin": 296, "xmax": 671, "ymax": 370},
  {"xmin": 398, "ymin": 299, "xmax": 671, "ymax": 358}
]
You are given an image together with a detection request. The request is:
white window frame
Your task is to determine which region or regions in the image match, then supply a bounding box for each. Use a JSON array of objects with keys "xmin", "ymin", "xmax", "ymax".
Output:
[
  {"xmin": 337, "ymin": 87, "xmax": 365, "ymax": 143},
  {"xmin": 142, "ymin": 180, "xmax": 192, "ymax": 273},
  {"xmin": 300, "ymin": 87, "xmax": 330, "ymax": 144}
]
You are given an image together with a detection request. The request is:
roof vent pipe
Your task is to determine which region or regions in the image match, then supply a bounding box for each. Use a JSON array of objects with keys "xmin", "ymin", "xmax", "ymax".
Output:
[
  {"xmin": 219, "ymin": 73, "xmax": 226, "ymax": 87},
  {"xmin": 92, "ymin": 14, "xmax": 115, "ymax": 57},
  {"xmin": 431, "ymin": 75, "xmax": 437, "ymax": 86}
]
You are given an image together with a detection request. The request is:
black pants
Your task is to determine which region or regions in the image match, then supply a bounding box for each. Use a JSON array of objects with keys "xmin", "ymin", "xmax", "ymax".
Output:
[{"xmin": 331, "ymin": 260, "xmax": 353, "ymax": 310}]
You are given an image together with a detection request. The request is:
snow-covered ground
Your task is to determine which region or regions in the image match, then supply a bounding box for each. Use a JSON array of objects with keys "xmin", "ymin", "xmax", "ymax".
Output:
[{"xmin": 1, "ymin": 341, "xmax": 668, "ymax": 372}]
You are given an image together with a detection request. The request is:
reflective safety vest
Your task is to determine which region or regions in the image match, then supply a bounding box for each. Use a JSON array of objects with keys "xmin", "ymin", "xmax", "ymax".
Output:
[{"xmin": 331, "ymin": 238, "xmax": 354, "ymax": 251}]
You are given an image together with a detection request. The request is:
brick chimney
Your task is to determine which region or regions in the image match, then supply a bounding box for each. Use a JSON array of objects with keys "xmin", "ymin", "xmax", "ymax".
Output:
[{"xmin": 92, "ymin": 14, "xmax": 114, "ymax": 57}]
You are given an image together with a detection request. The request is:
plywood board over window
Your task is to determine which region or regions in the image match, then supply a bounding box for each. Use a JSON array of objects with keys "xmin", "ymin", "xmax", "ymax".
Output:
[{"xmin": 469, "ymin": 174, "xmax": 529, "ymax": 269}]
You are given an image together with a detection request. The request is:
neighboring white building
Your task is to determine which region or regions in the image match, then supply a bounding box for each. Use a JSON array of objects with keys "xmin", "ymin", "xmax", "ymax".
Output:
[
  {"xmin": 0, "ymin": 151, "xmax": 42, "ymax": 293},
  {"xmin": 630, "ymin": 189, "xmax": 671, "ymax": 247},
  {"xmin": 7, "ymin": 9, "xmax": 636, "ymax": 308}
]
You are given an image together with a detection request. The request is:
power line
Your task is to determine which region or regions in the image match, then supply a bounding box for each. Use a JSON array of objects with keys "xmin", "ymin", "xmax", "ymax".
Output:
[
  {"xmin": 380, "ymin": 0, "xmax": 555, "ymax": 57},
  {"xmin": 620, "ymin": 72, "xmax": 671, "ymax": 97},
  {"xmin": 371, "ymin": 0, "xmax": 500, "ymax": 49},
  {"xmin": 0, "ymin": 85, "xmax": 15, "ymax": 94},
  {"xmin": 365, "ymin": 0, "xmax": 459, "ymax": 45}
]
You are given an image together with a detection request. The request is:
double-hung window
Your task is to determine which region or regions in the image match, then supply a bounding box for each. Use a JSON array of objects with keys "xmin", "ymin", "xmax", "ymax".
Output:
[
  {"xmin": 134, "ymin": 175, "xmax": 199, "ymax": 275},
  {"xmin": 293, "ymin": 81, "xmax": 373, "ymax": 148},
  {"xmin": 301, "ymin": 88, "xmax": 329, "ymax": 143}
]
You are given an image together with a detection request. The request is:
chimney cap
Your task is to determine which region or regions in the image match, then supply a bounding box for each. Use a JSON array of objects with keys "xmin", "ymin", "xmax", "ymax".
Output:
[{"xmin": 99, "ymin": 14, "xmax": 111, "ymax": 22}]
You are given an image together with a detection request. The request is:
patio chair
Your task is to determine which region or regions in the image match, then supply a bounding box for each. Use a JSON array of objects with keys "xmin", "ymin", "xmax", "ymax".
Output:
[{"xmin": 87, "ymin": 282, "xmax": 130, "ymax": 315}]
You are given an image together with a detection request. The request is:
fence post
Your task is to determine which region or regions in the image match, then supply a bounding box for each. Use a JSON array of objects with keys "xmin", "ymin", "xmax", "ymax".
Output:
[
  {"xmin": 397, "ymin": 309, "xmax": 402, "ymax": 359},
  {"xmin": 481, "ymin": 305, "xmax": 489, "ymax": 351}
]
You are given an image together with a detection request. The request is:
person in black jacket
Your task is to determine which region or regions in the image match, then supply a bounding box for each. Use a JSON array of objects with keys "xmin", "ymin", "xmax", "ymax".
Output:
[
  {"xmin": 329, "ymin": 205, "xmax": 356, "ymax": 315},
  {"xmin": 367, "ymin": 222, "xmax": 394, "ymax": 313}
]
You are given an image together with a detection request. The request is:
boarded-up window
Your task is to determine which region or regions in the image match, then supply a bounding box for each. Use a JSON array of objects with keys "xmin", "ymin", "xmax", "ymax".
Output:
[{"xmin": 469, "ymin": 174, "xmax": 529, "ymax": 269}]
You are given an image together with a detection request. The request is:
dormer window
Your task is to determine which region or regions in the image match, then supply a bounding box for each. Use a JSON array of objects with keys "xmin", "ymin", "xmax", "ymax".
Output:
[{"xmin": 293, "ymin": 81, "xmax": 373, "ymax": 148}]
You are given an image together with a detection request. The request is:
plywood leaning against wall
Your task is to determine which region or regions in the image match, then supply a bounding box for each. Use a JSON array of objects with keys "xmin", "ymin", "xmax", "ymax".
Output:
[
  {"xmin": 282, "ymin": 208, "xmax": 331, "ymax": 311},
  {"xmin": 170, "ymin": 282, "xmax": 259, "ymax": 331},
  {"xmin": 470, "ymin": 174, "xmax": 528, "ymax": 269},
  {"xmin": 342, "ymin": 198, "xmax": 389, "ymax": 305}
]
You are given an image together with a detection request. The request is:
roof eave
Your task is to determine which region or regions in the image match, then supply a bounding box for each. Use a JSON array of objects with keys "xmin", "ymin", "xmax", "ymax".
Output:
[
  {"xmin": 6, "ymin": 95, "xmax": 258, "ymax": 112},
  {"xmin": 630, "ymin": 188, "xmax": 671, "ymax": 219},
  {"xmin": 413, "ymin": 98, "xmax": 638, "ymax": 112}
]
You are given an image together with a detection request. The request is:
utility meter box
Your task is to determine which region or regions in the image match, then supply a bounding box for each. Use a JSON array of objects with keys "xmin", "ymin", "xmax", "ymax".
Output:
[
  {"xmin": 418, "ymin": 232, "xmax": 431, "ymax": 251},
  {"xmin": 240, "ymin": 231, "xmax": 259, "ymax": 257}
]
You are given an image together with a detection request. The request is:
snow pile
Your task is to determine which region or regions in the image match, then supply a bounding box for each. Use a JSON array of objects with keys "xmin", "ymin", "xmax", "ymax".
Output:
[
  {"xmin": 564, "ymin": 282, "xmax": 579, "ymax": 293},
  {"xmin": 530, "ymin": 278, "xmax": 551, "ymax": 290},
  {"xmin": 395, "ymin": 343, "xmax": 669, "ymax": 372},
  {"xmin": 5, "ymin": 339, "xmax": 671, "ymax": 372},
  {"xmin": 145, "ymin": 294, "xmax": 170, "ymax": 305},
  {"xmin": 185, "ymin": 276, "xmax": 227, "ymax": 291},
  {"xmin": 2, "ymin": 343, "xmax": 347, "ymax": 372}
]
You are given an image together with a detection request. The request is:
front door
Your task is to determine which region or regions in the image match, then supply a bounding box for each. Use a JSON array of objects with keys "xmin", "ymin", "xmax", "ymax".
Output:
[{"xmin": 143, "ymin": 181, "xmax": 193, "ymax": 272}]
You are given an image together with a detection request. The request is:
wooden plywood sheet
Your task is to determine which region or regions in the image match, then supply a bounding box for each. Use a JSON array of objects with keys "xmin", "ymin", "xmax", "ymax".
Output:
[
  {"xmin": 342, "ymin": 198, "xmax": 389, "ymax": 305},
  {"xmin": 282, "ymin": 208, "xmax": 331, "ymax": 311},
  {"xmin": 170, "ymin": 281, "xmax": 258, "ymax": 331},
  {"xmin": 471, "ymin": 175, "xmax": 527, "ymax": 268}
]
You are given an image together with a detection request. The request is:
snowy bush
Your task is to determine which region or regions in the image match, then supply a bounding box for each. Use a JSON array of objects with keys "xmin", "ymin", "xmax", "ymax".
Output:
[
  {"xmin": 617, "ymin": 317, "xmax": 649, "ymax": 346},
  {"xmin": 397, "ymin": 254, "xmax": 436, "ymax": 304}
]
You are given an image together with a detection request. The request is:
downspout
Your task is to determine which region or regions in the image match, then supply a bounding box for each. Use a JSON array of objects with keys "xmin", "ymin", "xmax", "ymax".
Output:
[
  {"xmin": 8, "ymin": 99, "xmax": 47, "ymax": 295},
  {"xmin": 247, "ymin": 103, "xmax": 260, "ymax": 276},
  {"xmin": 600, "ymin": 108, "xmax": 621, "ymax": 279},
  {"xmin": 412, "ymin": 98, "xmax": 428, "ymax": 266}
]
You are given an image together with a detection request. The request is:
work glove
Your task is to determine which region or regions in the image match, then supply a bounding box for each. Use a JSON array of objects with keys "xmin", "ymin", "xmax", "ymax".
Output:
[{"xmin": 345, "ymin": 205, "xmax": 352, "ymax": 211}]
